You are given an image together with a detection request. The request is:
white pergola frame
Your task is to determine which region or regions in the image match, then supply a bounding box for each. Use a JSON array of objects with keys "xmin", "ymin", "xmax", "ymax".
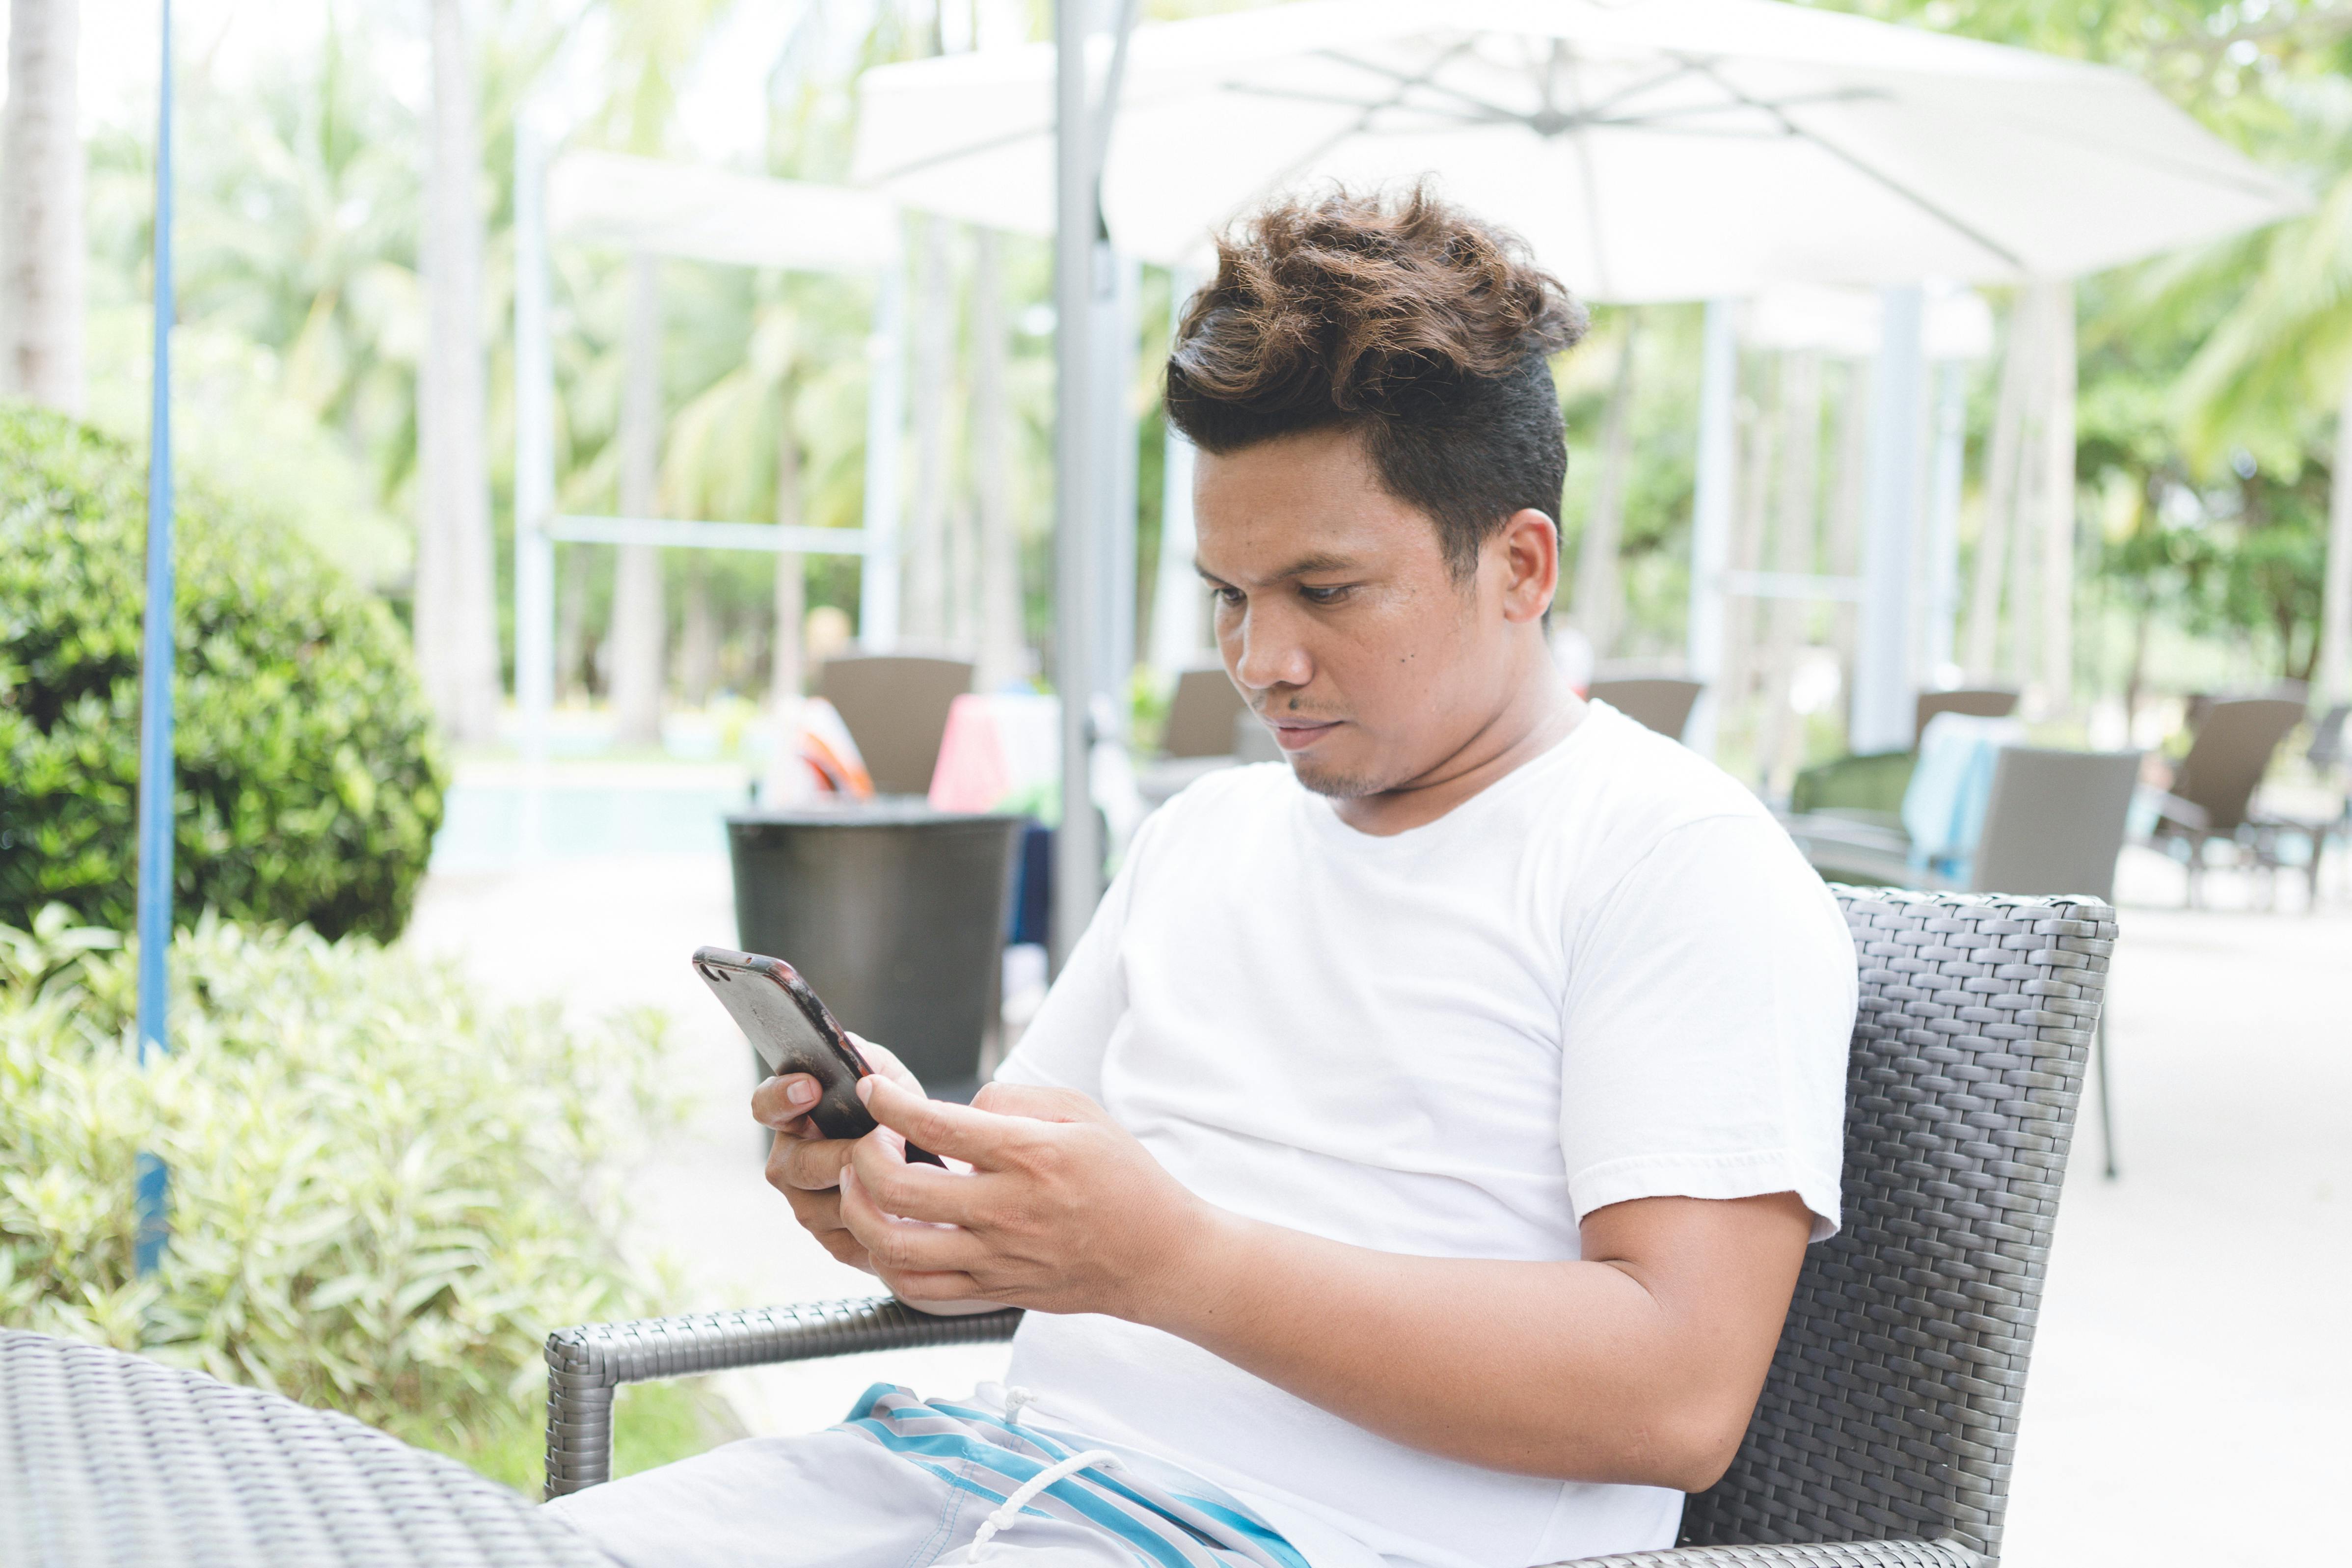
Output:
[
  {"xmin": 1684, "ymin": 283, "xmax": 1990, "ymax": 758},
  {"xmin": 510, "ymin": 133, "xmax": 908, "ymax": 778}
]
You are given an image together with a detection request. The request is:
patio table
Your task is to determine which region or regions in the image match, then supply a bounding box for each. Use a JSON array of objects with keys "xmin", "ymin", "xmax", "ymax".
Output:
[{"xmin": 0, "ymin": 1329, "xmax": 609, "ymax": 1567}]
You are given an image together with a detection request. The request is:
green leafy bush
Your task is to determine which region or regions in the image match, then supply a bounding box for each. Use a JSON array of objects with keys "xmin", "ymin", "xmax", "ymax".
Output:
[
  {"xmin": 0, "ymin": 403, "xmax": 447, "ymax": 942},
  {"xmin": 0, "ymin": 907, "xmax": 709, "ymax": 1487}
]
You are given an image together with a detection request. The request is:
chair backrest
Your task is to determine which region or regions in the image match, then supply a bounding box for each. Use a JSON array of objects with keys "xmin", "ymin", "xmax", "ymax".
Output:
[
  {"xmin": 1589, "ymin": 677, "xmax": 1702, "ymax": 741},
  {"xmin": 1914, "ymin": 686, "xmax": 2019, "ymax": 738},
  {"xmin": 1680, "ymin": 888, "xmax": 2111, "ymax": 1562},
  {"xmin": 1969, "ymin": 746, "xmax": 2143, "ymax": 902},
  {"xmin": 2170, "ymin": 696, "xmax": 2304, "ymax": 833},
  {"xmin": 1163, "ymin": 666, "xmax": 1246, "ymax": 758},
  {"xmin": 816, "ymin": 654, "xmax": 975, "ymax": 796}
]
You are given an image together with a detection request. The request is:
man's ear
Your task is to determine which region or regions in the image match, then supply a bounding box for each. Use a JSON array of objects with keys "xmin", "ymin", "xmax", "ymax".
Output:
[{"xmin": 1497, "ymin": 509, "xmax": 1560, "ymax": 624}]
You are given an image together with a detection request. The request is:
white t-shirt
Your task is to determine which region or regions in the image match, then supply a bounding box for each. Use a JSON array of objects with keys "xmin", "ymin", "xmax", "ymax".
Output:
[{"xmin": 993, "ymin": 701, "xmax": 1857, "ymax": 1568}]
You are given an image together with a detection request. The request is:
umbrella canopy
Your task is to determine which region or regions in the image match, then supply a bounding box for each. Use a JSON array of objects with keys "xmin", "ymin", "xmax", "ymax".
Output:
[
  {"xmin": 548, "ymin": 151, "xmax": 899, "ymax": 271},
  {"xmin": 853, "ymin": 0, "xmax": 2302, "ymax": 301}
]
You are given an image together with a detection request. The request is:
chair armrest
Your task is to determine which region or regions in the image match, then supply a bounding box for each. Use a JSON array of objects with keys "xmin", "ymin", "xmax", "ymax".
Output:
[
  {"xmin": 1776, "ymin": 814, "xmax": 1912, "ymax": 859},
  {"xmin": 1559, "ymin": 1538, "xmax": 1979, "ymax": 1568},
  {"xmin": 2139, "ymin": 786, "xmax": 2209, "ymax": 834},
  {"xmin": 543, "ymin": 1296, "xmax": 1023, "ymax": 1499},
  {"xmin": 1776, "ymin": 814, "xmax": 1928, "ymax": 889}
]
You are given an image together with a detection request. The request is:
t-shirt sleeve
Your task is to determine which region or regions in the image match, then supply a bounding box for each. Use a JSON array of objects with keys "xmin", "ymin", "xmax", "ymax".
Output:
[
  {"xmin": 1558, "ymin": 812, "xmax": 1857, "ymax": 1241},
  {"xmin": 989, "ymin": 809, "xmax": 1156, "ymax": 1101}
]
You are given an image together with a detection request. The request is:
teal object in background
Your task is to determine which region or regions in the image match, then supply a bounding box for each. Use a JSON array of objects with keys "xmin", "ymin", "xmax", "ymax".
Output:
[{"xmin": 1902, "ymin": 714, "xmax": 2028, "ymax": 883}]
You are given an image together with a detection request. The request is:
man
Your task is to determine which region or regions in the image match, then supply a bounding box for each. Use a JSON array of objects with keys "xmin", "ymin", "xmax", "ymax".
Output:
[{"xmin": 549, "ymin": 188, "xmax": 1855, "ymax": 1568}]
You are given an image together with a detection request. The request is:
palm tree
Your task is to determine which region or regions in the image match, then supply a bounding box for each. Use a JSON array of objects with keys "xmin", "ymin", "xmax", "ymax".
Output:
[
  {"xmin": 415, "ymin": 0, "xmax": 504, "ymax": 743},
  {"xmin": 2173, "ymin": 135, "xmax": 2352, "ymax": 704},
  {"xmin": 585, "ymin": 0, "xmax": 733, "ymax": 743},
  {"xmin": 2, "ymin": 0, "xmax": 84, "ymax": 411}
]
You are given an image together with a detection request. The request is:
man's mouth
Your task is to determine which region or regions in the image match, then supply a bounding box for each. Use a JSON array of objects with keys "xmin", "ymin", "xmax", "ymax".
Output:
[{"xmin": 1261, "ymin": 715, "xmax": 1341, "ymax": 752}]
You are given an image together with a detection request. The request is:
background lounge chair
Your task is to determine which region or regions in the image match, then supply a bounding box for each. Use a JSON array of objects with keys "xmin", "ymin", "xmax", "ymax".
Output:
[
  {"xmin": 1588, "ymin": 676, "xmax": 1703, "ymax": 741},
  {"xmin": 1914, "ymin": 686, "xmax": 2019, "ymax": 735},
  {"xmin": 815, "ymin": 654, "xmax": 975, "ymax": 797},
  {"xmin": 1782, "ymin": 747, "xmax": 2139, "ymax": 1177},
  {"xmin": 2142, "ymin": 695, "xmax": 2312, "ymax": 907}
]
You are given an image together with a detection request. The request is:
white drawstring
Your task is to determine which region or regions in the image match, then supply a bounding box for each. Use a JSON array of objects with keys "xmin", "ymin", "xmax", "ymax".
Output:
[
  {"xmin": 1001, "ymin": 1385, "xmax": 1037, "ymax": 1427},
  {"xmin": 969, "ymin": 1447, "xmax": 1121, "ymax": 1557}
]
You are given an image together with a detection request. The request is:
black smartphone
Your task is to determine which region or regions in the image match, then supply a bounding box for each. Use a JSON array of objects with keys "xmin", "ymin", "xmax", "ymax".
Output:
[{"xmin": 692, "ymin": 946, "xmax": 944, "ymax": 1166}]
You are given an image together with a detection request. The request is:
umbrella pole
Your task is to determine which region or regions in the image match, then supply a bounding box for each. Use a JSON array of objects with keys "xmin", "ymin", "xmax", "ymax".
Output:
[
  {"xmin": 1050, "ymin": 0, "xmax": 1139, "ymax": 970},
  {"xmin": 1051, "ymin": 0, "xmax": 1100, "ymax": 971},
  {"xmin": 132, "ymin": 0, "xmax": 178, "ymax": 1276}
]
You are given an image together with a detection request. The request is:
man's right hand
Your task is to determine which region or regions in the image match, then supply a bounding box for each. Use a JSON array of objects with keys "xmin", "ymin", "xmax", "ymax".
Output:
[{"xmin": 752, "ymin": 1036, "xmax": 925, "ymax": 1275}]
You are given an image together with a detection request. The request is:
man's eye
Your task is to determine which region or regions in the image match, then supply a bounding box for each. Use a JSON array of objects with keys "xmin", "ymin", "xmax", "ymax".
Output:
[
  {"xmin": 1213, "ymin": 586, "xmax": 1245, "ymax": 608},
  {"xmin": 1299, "ymin": 584, "xmax": 1352, "ymax": 605}
]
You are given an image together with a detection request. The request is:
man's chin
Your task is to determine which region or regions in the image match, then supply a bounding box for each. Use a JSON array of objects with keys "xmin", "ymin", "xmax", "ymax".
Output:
[{"xmin": 1286, "ymin": 753, "xmax": 1386, "ymax": 800}]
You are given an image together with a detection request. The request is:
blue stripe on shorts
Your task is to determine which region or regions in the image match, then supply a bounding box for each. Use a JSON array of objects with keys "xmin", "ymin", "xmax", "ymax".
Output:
[{"xmin": 838, "ymin": 1385, "xmax": 1311, "ymax": 1568}]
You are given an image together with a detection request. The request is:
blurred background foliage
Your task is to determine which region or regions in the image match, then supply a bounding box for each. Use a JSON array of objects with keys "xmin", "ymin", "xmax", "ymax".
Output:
[
  {"xmin": 58, "ymin": 0, "xmax": 2352, "ymax": 733},
  {"xmin": 0, "ymin": 405, "xmax": 447, "ymax": 940},
  {"xmin": 0, "ymin": 905, "xmax": 717, "ymax": 1489}
]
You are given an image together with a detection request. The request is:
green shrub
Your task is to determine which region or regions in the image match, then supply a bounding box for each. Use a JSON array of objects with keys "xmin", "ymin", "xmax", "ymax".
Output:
[
  {"xmin": 0, "ymin": 402, "xmax": 447, "ymax": 943},
  {"xmin": 0, "ymin": 907, "xmax": 715, "ymax": 1488}
]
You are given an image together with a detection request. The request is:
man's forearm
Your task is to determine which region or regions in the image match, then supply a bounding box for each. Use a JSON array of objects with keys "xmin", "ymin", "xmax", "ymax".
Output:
[{"xmin": 1140, "ymin": 1194, "xmax": 1809, "ymax": 1491}]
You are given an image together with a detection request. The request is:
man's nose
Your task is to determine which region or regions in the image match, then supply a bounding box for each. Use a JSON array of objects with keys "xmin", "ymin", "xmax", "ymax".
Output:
[{"xmin": 1227, "ymin": 601, "xmax": 1313, "ymax": 692}]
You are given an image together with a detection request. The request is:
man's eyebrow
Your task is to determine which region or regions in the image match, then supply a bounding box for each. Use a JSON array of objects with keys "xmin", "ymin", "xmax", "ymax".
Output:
[{"xmin": 1195, "ymin": 551, "xmax": 1360, "ymax": 585}]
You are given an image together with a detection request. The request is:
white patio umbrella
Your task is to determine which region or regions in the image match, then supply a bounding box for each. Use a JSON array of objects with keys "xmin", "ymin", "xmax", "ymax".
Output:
[
  {"xmin": 854, "ymin": 0, "xmax": 2301, "ymax": 301},
  {"xmin": 858, "ymin": 0, "xmax": 2303, "ymax": 934}
]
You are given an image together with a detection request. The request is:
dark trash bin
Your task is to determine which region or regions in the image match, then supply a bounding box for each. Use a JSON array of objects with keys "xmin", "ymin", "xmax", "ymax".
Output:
[{"xmin": 726, "ymin": 804, "xmax": 1025, "ymax": 1102}]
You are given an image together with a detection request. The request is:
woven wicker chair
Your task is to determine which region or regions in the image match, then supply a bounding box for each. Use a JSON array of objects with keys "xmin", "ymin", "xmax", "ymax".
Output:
[{"xmin": 547, "ymin": 888, "xmax": 2114, "ymax": 1568}]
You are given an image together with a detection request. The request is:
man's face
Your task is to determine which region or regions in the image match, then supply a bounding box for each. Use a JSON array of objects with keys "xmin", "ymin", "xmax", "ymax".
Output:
[{"xmin": 1193, "ymin": 427, "xmax": 1536, "ymax": 799}]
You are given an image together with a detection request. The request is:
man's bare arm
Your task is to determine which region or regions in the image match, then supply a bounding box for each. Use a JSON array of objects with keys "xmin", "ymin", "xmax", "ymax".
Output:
[{"xmin": 819, "ymin": 1075, "xmax": 1810, "ymax": 1492}]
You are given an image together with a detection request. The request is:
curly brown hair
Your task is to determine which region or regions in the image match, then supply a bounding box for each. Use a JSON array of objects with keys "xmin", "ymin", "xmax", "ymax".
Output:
[{"xmin": 1164, "ymin": 184, "xmax": 1588, "ymax": 579}]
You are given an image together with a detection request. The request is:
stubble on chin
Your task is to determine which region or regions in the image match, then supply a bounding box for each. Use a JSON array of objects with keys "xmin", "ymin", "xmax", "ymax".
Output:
[{"xmin": 1287, "ymin": 756, "xmax": 1384, "ymax": 800}]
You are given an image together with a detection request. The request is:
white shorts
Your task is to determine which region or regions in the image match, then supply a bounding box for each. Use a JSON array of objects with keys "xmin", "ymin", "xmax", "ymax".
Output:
[{"xmin": 544, "ymin": 1383, "xmax": 1311, "ymax": 1568}]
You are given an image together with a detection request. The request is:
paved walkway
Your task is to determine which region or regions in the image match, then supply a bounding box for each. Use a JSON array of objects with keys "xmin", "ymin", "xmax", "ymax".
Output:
[{"xmin": 405, "ymin": 836, "xmax": 2348, "ymax": 1568}]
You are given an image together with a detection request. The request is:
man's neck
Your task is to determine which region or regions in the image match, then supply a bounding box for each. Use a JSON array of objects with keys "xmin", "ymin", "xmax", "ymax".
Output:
[{"xmin": 1330, "ymin": 651, "xmax": 1586, "ymax": 838}]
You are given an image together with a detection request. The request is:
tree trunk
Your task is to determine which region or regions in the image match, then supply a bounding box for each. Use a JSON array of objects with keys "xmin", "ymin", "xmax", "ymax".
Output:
[
  {"xmin": 2036, "ymin": 279, "xmax": 2078, "ymax": 716},
  {"xmin": 972, "ymin": 228, "xmax": 1024, "ymax": 688},
  {"xmin": 1, "ymin": 0, "xmax": 83, "ymax": 411},
  {"xmin": 1966, "ymin": 288, "xmax": 2032, "ymax": 680},
  {"xmin": 2006, "ymin": 289, "xmax": 2049, "ymax": 705},
  {"xmin": 1827, "ymin": 358, "xmax": 1870, "ymax": 733},
  {"xmin": 609, "ymin": 250, "xmax": 666, "ymax": 746},
  {"xmin": 1758, "ymin": 351, "xmax": 1821, "ymax": 793},
  {"xmin": 414, "ymin": 0, "xmax": 502, "ymax": 743},
  {"xmin": 1719, "ymin": 351, "xmax": 1776, "ymax": 752},
  {"xmin": 773, "ymin": 406, "xmax": 805, "ymax": 710},
  {"xmin": 904, "ymin": 214, "xmax": 954, "ymax": 644},
  {"xmin": 679, "ymin": 556, "xmax": 717, "ymax": 706},
  {"xmin": 557, "ymin": 542, "xmax": 592, "ymax": 697},
  {"xmin": 2319, "ymin": 358, "xmax": 2352, "ymax": 706},
  {"xmin": 1571, "ymin": 317, "xmax": 1638, "ymax": 658}
]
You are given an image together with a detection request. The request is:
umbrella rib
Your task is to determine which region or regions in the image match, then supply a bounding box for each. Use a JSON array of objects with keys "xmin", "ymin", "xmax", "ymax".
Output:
[
  {"xmin": 1225, "ymin": 78, "xmax": 1883, "ymax": 138},
  {"xmin": 1787, "ymin": 124, "xmax": 2024, "ymax": 271},
  {"xmin": 859, "ymin": 121, "xmax": 1054, "ymax": 188},
  {"xmin": 1308, "ymin": 43, "xmax": 1527, "ymax": 121},
  {"xmin": 1680, "ymin": 55, "xmax": 2025, "ymax": 272},
  {"xmin": 1556, "ymin": 44, "xmax": 1614, "ymax": 299}
]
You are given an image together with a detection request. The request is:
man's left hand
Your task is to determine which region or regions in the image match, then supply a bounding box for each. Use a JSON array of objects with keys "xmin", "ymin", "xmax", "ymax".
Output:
[{"xmin": 839, "ymin": 1076, "xmax": 1213, "ymax": 1320}]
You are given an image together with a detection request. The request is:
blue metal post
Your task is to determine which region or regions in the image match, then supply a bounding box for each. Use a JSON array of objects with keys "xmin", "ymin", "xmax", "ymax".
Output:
[{"xmin": 133, "ymin": 0, "xmax": 177, "ymax": 1277}]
